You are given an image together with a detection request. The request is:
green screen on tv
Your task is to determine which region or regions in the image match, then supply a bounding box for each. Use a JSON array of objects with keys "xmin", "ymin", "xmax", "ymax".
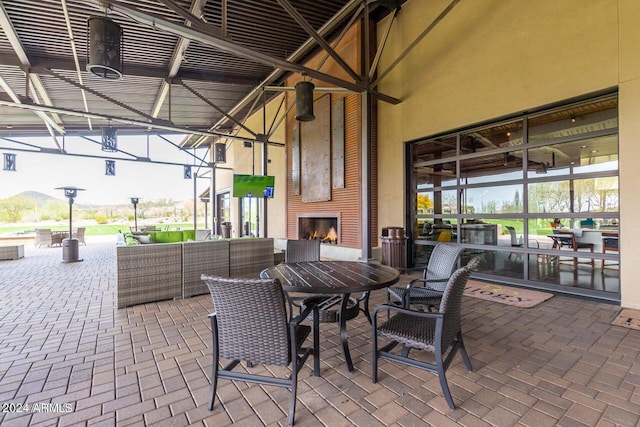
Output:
[{"xmin": 232, "ymin": 174, "xmax": 275, "ymax": 198}]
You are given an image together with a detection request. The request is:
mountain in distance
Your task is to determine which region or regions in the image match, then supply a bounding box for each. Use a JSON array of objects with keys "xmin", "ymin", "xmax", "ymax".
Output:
[
  {"xmin": 2, "ymin": 191, "xmax": 97, "ymax": 209},
  {"xmin": 2, "ymin": 191, "xmax": 188, "ymax": 209}
]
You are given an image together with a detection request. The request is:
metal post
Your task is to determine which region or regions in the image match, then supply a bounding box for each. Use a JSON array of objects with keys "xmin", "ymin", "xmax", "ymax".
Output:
[
  {"xmin": 130, "ymin": 198, "xmax": 139, "ymax": 232},
  {"xmin": 68, "ymin": 198, "xmax": 73, "ymax": 238}
]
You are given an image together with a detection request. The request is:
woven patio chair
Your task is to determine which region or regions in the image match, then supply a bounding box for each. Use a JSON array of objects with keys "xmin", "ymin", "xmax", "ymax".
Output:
[
  {"xmin": 74, "ymin": 227, "xmax": 86, "ymax": 245},
  {"xmin": 387, "ymin": 243, "xmax": 464, "ymax": 310},
  {"xmin": 202, "ymin": 274, "xmax": 317, "ymax": 426},
  {"xmin": 35, "ymin": 229, "xmax": 53, "ymax": 248},
  {"xmin": 372, "ymin": 257, "xmax": 479, "ymax": 410},
  {"xmin": 284, "ymin": 239, "xmax": 327, "ymax": 315},
  {"xmin": 285, "ymin": 239, "xmax": 364, "ymax": 323},
  {"xmin": 285, "ymin": 239, "xmax": 321, "ymax": 263}
]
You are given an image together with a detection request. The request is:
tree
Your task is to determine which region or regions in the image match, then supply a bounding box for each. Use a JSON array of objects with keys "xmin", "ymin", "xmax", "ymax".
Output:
[
  {"xmin": 417, "ymin": 194, "xmax": 434, "ymax": 214},
  {"xmin": 0, "ymin": 196, "xmax": 33, "ymax": 223}
]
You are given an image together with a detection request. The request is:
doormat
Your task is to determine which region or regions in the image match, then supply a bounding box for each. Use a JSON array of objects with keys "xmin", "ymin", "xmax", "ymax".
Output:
[
  {"xmin": 463, "ymin": 280, "xmax": 554, "ymax": 308},
  {"xmin": 611, "ymin": 308, "xmax": 640, "ymax": 331}
]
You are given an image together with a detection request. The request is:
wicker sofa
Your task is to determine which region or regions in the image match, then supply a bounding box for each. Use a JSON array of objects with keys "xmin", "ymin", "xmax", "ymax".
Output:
[{"xmin": 116, "ymin": 238, "xmax": 275, "ymax": 308}]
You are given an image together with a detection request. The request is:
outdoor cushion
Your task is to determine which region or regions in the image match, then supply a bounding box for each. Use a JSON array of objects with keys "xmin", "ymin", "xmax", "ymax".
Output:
[{"xmin": 149, "ymin": 231, "xmax": 184, "ymax": 243}]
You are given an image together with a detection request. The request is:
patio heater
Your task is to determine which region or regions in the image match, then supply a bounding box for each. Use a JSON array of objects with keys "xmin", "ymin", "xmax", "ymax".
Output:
[
  {"xmin": 55, "ymin": 186, "xmax": 85, "ymax": 263},
  {"xmin": 200, "ymin": 197, "xmax": 210, "ymax": 229},
  {"xmin": 130, "ymin": 197, "xmax": 140, "ymax": 231}
]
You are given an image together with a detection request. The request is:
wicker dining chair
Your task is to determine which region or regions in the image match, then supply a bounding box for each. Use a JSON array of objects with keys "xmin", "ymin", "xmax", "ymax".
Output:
[
  {"xmin": 372, "ymin": 258, "xmax": 479, "ymax": 410},
  {"xmin": 201, "ymin": 274, "xmax": 318, "ymax": 426},
  {"xmin": 285, "ymin": 238, "xmax": 321, "ymax": 263},
  {"xmin": 283, "ymin": 239, "xmax": 323, "ymax": 315},
  {"xmin": 387, "ymin": 242, "xmax": 464, "ymax": 310}
]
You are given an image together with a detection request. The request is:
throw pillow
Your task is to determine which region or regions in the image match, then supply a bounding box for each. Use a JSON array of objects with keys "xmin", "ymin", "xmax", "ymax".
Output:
[{"xmin": 133, "ymin": 234, "xmax": 152, "ymax": 244}]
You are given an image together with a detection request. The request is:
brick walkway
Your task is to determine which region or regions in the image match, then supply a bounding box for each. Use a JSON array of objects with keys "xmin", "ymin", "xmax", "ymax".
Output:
[{"xmin": 0, "ymin": 238, "xmax": 638, "ymax": 426}]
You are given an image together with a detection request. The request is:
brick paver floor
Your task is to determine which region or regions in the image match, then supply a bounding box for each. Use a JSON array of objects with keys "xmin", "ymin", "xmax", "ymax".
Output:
[{"xmin": 1, "ymin": 237, "xmax": 639, "ymax": 426}]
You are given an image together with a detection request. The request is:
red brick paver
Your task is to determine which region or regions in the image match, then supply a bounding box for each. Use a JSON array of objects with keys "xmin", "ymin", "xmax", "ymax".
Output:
[{"xmin": 0, "ymin": 238, "xmax": 638, "ymax": 426}]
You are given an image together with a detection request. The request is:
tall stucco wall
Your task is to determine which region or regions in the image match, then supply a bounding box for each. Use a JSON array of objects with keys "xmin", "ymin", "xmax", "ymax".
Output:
[
  {"xmin": 377, "ymin": 0, "xmax": 640, "ymax": 307},
  {"xmin": 618, "ymin": 0, "xmax": 640, "ymax": 309}
]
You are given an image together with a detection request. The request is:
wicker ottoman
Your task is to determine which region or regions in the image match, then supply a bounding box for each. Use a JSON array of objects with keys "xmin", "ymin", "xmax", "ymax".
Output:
[{"xmin": 0, "ymin": 244, "xmax": 24, "ymax": 260}]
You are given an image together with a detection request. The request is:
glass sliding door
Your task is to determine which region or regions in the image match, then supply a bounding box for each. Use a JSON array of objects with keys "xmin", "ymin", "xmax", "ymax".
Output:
[{"xmin": 408, "ymin": 94, "xmax": 619, "ymax": 301}]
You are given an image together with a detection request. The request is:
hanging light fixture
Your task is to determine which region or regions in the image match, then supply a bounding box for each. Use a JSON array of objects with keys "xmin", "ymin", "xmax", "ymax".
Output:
[
  {"xmin": 86, "ymin": 10, "xmax": 123, "ymax": 80},
  {"xmin": 3, "ymin": 153, "xmax": 16, "ymax": 171},
  {"xmin": 105, "ymin": 160, "xmax": 116, "ymax": 176},
  {"xmin": 214, "ymin": 142, "xmax": 226, "ymax": 163},
  {"xmin": 184, "ymin": 165, "xmax": 192, "ymax": 179},
  {"xmin": 101, "ymin": 126, "xmax": 117, "ymax": 152},
  {"xmin": 295, "ymin": 79, "xmax": 315, "ymax": 122}
]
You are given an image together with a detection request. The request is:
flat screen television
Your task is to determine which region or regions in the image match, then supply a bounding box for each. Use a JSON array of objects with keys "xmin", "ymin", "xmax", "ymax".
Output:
[{"xmin": 232, "ymin": 174, "xmax": 275, "ymax": 198}]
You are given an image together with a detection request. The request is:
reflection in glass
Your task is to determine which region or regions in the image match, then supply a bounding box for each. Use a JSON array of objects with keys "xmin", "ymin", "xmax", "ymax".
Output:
[
  {"xmin": 413, "ymin": 135, "xmax": 457, "ymax": 162},
  {"xmin": 459, "ymin": 221, "xmax": 499, "ymax": 245},
  {"xmin": 526, "ymin": 135, "xmax": 618, "ymax": 178},
  {"xmin": 528, "ymin": 97, "xmax": 617, "ymax": 143},
  {"xmin": 528, "ymin": 182, "xmax": 571, "ymax": 213},
  {"xmin": 464, "ymin": 184, "xmax": 523, "ymax": 214},
  {"xmin": 414, "ymin": 217, "xmax": 457, "ymax": 242},
  {"xmin": 572, "ymin": 177, "xmax": 618, "ymax": 213},
  {"xmin": 461, "ymin": 120, "xmax": 524, "ymax": 153},
  {"xmin": 416, "ymin": 190, "xmax": 457, "ymax": 215},
  {"xmin": 415, "ymin": 163, "xmax": 457, "ymax": 189},
  {"xmin": 460, "ymin": 150, "xmax": 523, "ymax": 184},
  {"xmin": 408, "ymin": 95, "xmax": 619, "ymax": 299}
]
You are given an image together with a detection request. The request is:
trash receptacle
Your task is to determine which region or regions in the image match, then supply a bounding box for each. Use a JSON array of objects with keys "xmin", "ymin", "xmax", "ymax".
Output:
[
  {"xmin": 221, "ymin": 222, "xmax": 232, "ymax": 239},
  {"xmin": 381, "ymin": 226, "xmax": 407, "ymax": 270}
]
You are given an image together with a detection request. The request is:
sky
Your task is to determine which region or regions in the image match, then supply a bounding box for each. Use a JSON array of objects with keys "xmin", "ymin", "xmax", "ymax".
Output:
[{"xmin": 0, "ymin": 133, "xmax": 212, "ymax": 205}]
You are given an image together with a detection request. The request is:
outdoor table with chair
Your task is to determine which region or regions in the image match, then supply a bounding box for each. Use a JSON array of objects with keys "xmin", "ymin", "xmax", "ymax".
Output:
[
  {"xmin": 260, "ymin": 260, "xmax": 400, "ymax": 373},
  {"xmin": 202, "ymin": 245, "xmax": 481, "ymax": 421}
]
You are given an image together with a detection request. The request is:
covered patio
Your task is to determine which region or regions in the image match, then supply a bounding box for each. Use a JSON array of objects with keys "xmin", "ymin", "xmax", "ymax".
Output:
[{"xmin": 1, "ymin": 239, "xmax": 638, "ymax": 426}]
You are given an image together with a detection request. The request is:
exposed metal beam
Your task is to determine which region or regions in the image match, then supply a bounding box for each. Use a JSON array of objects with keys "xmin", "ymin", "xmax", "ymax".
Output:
[
  {"xmin": 0, "ymin": 94, "xmax": 259, "ymax": 142},
  {"xmin": 106, "ymin": 0, "xmax": 367, "ymax": 94},
  {"xmin": 0, "ymin": 143, "xmax": 210, "ymax": 168},
  {"xmin": 80, "ymin": 135, "xmax": 139, "ymax": 160},
  {"xmin": 0, "ymin": 55, "xmax": 259, "ymax": 85},
  {"xmin": 0, "ymin": 1, "xmax": 65, "ymax": 144},
  {"xmin": 372, "ymin": 0, "xmax": 460, "ymax": 89},
  {"xmin": 157, "ymin": 0, "xmax": 222, "ymax": 36},
  {"xmin": 61, "ymin": 0, "xmax": 92, "ymax": 131},
  {"xmin": 205, "ymin": 0, "xmax": 365, "ymax": 134},
  {"xmin": 0, "ymin": 74, "xmax": 65, "ymax": 135},
  {"xmin": 151, "ymin": 0, "xmax": 208, "ymax": 119},
  {"xmin": 276, "ymin": 0, "xmax": 362, "ymax": 84},
  {"xmin": 263, "ymin": 86, "xmax": 354, "ymax": 93},
  {"xmin": 369, "ymin": 7, "xmax": 398, "ymax": 81},
  {"xmin": 178, "ymin": 79, "xmax": 257, "ymax": 137},
  {"xmin": 221, "ymin": 0, "xmax": 227, "ymax": 37},
  {"xmin": 44, "ymin": 69, "xmax": 160, "ymax": 123}
]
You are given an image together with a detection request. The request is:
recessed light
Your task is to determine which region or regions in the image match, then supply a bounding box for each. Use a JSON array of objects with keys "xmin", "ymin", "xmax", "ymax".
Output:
[
  {"xmin": 591, "ymin": 150, "xmax": 598, "ymax": 154},
  {"xmin": 581, "ymin": 145, "xmax": 588, "ymax": 149}
]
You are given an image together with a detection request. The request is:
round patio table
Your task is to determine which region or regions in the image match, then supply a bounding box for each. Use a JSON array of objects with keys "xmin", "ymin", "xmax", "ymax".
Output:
[{"xmin": 260, "ymin": 261, "xmax": 400, "ymax": 373}]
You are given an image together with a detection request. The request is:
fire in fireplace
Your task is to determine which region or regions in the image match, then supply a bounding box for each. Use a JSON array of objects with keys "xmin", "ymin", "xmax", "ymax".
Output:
[{"xmin": 298, "ymin": 215, "xmax": 339, "ymax": 244}]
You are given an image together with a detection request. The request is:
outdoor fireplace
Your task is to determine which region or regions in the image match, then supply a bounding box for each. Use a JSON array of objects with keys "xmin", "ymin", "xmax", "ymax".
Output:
[{"xmin": 298, "ymin": 214, "xmax": 339, "ymax": 244}]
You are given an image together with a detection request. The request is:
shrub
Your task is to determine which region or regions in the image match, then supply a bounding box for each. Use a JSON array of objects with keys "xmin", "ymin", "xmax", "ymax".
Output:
[{"xmin": 94, "ymin": 215, "xmax": 109, "ymax": 224}]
